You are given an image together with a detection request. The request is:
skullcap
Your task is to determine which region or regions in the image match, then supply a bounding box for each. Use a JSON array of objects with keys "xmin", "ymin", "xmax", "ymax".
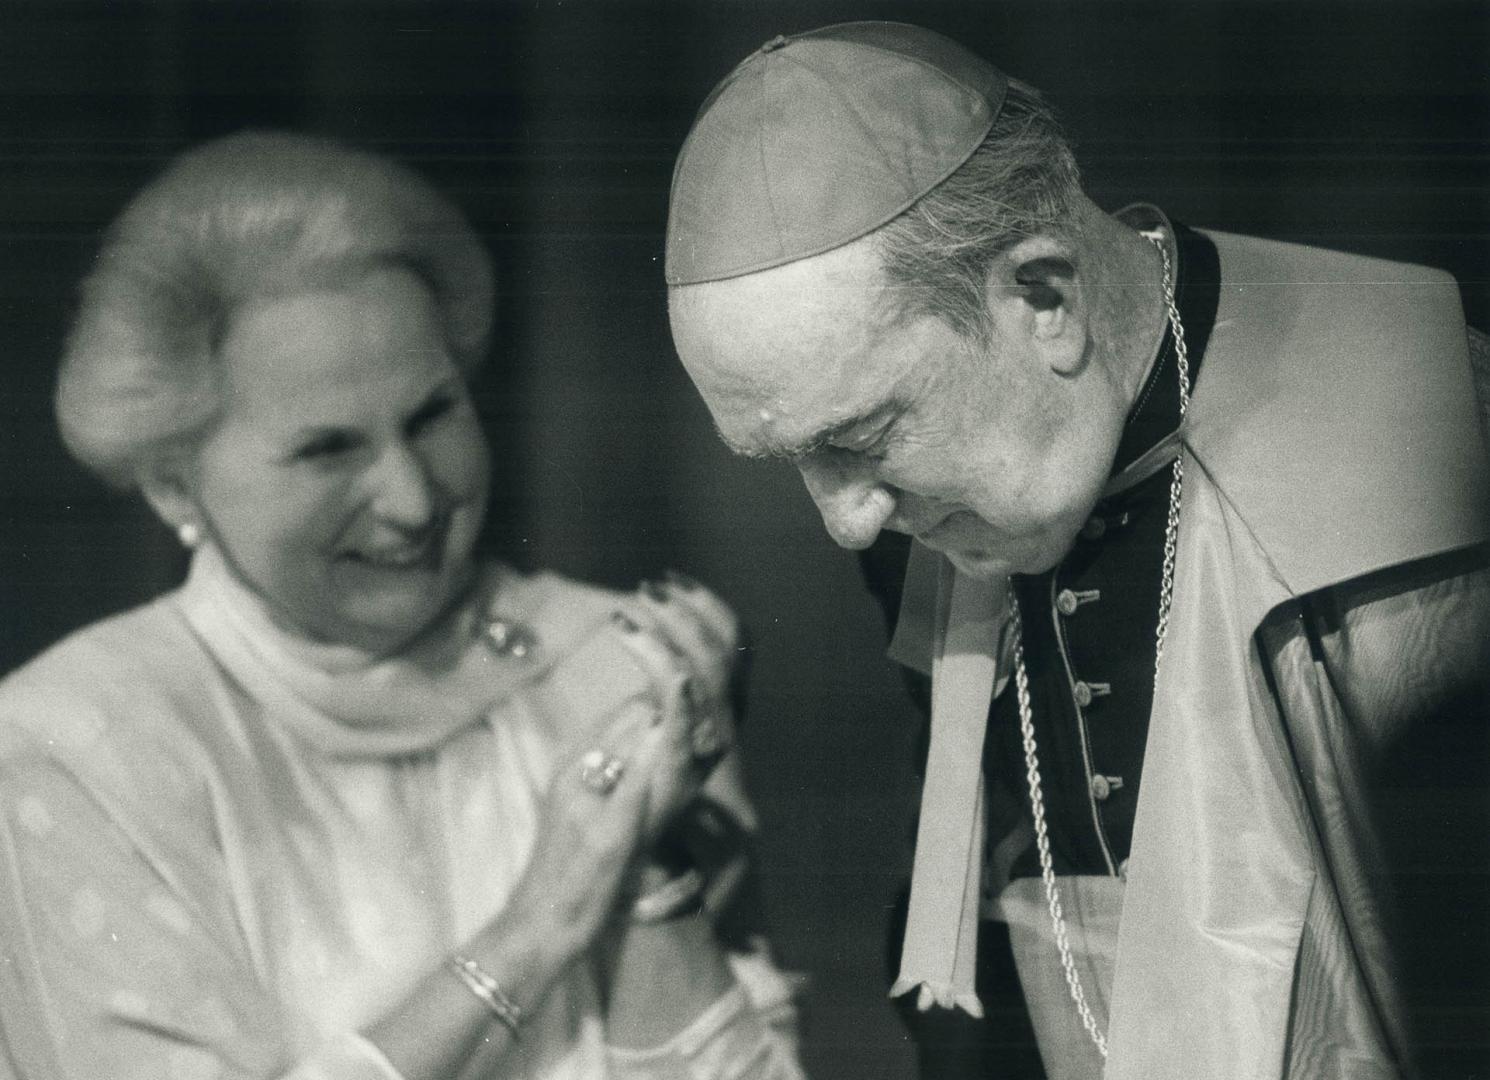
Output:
[{"xmin": 665, "ymin": 21, "xmax": 1008, "ymax": 285}]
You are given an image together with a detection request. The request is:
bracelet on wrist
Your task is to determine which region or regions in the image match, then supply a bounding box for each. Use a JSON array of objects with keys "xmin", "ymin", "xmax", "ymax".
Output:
[
  {"xmin": 446, "ymin": 953, "xmax": 523, "ymax": 1037},
  {"xmin": 630, "ymin": 867, "xmax": 706, "ymax": 924}
]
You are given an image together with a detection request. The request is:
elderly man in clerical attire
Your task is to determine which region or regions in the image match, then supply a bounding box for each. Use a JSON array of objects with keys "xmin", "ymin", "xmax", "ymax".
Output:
[{"xmin": 664, "ymin": 21, "xmax": 1490, "ymax": 1080}]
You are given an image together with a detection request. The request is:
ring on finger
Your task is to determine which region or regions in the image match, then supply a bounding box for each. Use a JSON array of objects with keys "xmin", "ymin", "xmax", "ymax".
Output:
[{"xmin": 579, "ymin": 748, "xmax": 626, "ymax": 795}]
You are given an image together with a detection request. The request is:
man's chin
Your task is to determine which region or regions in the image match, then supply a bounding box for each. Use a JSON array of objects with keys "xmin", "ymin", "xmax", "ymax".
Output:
[
  {"xmin": 944, "ymin": 548, "xmax": 1014, "ymax": 580},
  {"xmin": 938, "ymin": 531, "xmax": 1074, "ymax": 580},
  {"xmin": 916, "ymin": 510, "xmax": 1078, "ymax": 579}
]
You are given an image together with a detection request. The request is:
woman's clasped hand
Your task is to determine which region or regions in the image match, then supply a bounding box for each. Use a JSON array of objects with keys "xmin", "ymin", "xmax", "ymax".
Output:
[{"xmin": 510, "ymin": 577, "xmax": 744, "ymax": 954}]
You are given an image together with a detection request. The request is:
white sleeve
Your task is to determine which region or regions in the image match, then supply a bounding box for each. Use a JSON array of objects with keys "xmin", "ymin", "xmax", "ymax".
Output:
[
  {"xmin": 279, "ymin": 1034, "xmax": 406, "ymax": 1080},
  {"xmin": 0, "ymin": 752, "xmax": 410, "ymax": 1080},
  {"xmin": 606, "ymin": 946, "xmax": 808, "ymax": 1080}
]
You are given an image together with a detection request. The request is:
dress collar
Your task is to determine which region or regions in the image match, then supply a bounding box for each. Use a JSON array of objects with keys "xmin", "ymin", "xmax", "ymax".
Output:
[{"xmin": 174, "ymin": 544, "xmax": 560, "ymax": 758}]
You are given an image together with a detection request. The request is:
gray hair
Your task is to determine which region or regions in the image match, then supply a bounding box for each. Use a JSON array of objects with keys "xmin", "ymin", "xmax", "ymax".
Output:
[
  {"xmin": 874, "ymin": 79, "xmax": 1082, "ymax": 339},
  {"xmin": 56, "ymin": 130, "xmax": 494, "ymax": 488}
]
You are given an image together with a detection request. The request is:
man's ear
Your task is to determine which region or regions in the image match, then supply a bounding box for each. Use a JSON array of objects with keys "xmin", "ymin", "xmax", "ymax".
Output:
[{"xmin": 983, "ymin": 235, "xmax": 1088, "ymax": 376}]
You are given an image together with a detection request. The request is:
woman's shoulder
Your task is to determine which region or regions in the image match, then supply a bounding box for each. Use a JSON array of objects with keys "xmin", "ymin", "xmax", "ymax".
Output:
[
  {"xmin": 0, "ymin": 596, "xmax": 232, "ymax": 924},
  {"xmin": 0, "ymin": 591, "xmax": 213, "ymax": 767}
]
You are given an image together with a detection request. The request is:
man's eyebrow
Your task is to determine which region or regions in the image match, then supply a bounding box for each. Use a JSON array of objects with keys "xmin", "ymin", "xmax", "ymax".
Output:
[
  {"xmin": 712, "ymin": 408, "xmax": 891, "ymax": 461},
  {"xmin": 711, "ymin": 418, "xmax": 798, "ymax": 460}
]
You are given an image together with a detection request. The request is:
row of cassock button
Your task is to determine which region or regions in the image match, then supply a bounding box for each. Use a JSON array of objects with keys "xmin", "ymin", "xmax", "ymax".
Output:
[{"xmin": 1055, "ymin": 578, "xmax": 1125, "ymax": 805}]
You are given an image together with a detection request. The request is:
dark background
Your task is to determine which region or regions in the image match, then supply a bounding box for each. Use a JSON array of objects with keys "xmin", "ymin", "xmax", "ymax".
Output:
[{"xmin": 1, "ymin": 2, "xmax": 1486, "ymax": 1077}]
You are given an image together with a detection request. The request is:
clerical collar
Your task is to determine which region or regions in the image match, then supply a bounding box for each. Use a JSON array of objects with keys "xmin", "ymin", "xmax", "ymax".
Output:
[{"xmin": 1107, "ymin": 206, "xmax": 1221, "ymax": 482}]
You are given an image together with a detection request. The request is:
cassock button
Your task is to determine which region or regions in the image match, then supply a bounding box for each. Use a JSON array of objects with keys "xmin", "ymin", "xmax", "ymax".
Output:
[
  {"xmin": 1056, "ymin": 588, "xmax": 1079, "ymax": 616},
  {"xmin": 1074, "ymin": 680, "xmax": 1093, "ymax": 707},
  {"xmin": 1080, "ymin": 516, "xmax": 1107, "ymax": 541},
  {"xmin": 1090, "ymin": 774, "xmax": 1124, "ymax": 801}
]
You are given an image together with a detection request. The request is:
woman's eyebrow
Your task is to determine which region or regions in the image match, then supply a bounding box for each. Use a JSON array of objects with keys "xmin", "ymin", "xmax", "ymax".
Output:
[{"xmin": 286, "ymin": 421, "xmax": 354, "ymax": 445}]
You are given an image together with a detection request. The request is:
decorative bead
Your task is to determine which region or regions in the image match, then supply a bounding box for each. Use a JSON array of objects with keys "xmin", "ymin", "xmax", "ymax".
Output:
[{"xmin": 481, "ymin": 619, "xmax": 536, "ymax": 659}]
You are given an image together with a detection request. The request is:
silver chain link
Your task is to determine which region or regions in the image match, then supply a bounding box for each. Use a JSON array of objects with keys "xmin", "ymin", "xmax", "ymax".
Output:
[
  {"xmin": 1152, "ymin": 236, "xmax": 1190, "ymax": 677},
  {"xmin": 1010, "ymin": 230, "xmax": 1188, "ymax": 1060}
]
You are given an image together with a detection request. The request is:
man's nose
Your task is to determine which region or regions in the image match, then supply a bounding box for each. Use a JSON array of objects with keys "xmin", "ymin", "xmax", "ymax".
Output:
[
  {"xmin": 368, "ymin": 444, "xmax": 438, "ymax": 529},
  {"xmin": 798, "ymin": 455, "xmax": 896, "ymax": 550}
]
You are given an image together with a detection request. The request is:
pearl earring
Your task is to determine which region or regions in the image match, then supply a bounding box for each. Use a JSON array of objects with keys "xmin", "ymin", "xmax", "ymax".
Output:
[{"xmin": 177, "ymin": 522, "xmax": 202, "ymax": 549}]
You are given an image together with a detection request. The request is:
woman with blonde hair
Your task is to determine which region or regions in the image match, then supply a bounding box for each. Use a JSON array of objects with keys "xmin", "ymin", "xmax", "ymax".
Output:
[{"xmin": 0, "ymin": 131, "xmax": 802, "ymax": 1080}]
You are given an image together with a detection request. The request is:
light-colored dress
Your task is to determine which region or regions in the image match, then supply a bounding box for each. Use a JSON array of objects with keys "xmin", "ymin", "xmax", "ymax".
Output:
[{"xmin": 0, "ymin": 546, "xmax": 801, "ymax": 1080}]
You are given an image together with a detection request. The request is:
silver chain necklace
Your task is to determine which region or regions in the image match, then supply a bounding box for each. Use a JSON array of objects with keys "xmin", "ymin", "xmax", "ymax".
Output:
[{"xmin": 1010, "ymin": 230, "xmax": 1190, "ymax": 1058}]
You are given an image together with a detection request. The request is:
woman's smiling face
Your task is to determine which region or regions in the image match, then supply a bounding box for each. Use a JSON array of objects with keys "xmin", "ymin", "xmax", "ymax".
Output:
[{"xmin": 183, "ymin": 266, "xmax": 491, "ymax": 654}]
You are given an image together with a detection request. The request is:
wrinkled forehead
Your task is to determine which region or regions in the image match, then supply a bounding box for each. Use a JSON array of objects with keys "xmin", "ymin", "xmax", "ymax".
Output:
[{"xmin": 667, "ymin": 238, "xmax": 905, "ymax": 438}]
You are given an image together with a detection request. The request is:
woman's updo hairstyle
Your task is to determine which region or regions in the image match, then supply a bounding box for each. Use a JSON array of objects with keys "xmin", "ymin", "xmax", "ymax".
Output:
[{"xmin": 56, "ymin": 130, "xmax": 494, "ymax": 488}]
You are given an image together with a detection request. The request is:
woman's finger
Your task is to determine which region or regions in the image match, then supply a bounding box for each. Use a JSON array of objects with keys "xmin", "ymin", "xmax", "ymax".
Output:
[
  {"xmin": 622, "ymin": 612, "xmax": 733, "ymax": 764},
  {"xmin": 698, "ymin": 750, "xmax": 757, "ymax": 831},
  {"xmin": 511, "ymin": 705, "xmax": 670, "ymax": 946},
  {"xmin": 617, "ymin": 646, "xmax": 702, "ymax": 830},
  {"xmin": 609, "ymin": 608, "xmax": 691, "ymax": 700},
  {"xmin": 560, "ymin": 688, "xmax": 656, "ymax": 763},
  {"xmin": 548, "ymin": 697, "xmax": 662, "ymax": 837},
  {"xmin": 659, "ymin": 573, "xmax": 741, "ymax": 652},
  {"xmin": 619, "ymin": 596, "xmax": 736, "ymax": 770},
  {"xmin": 633, "ymin": 590, "xmax": 729, "ymax": 696},
  {"xmin": 618, "ymin": 706, "xmax": 700, "ymax": 842},
  {"xmin": 635, "ymin": 581, "xmax": 734, "ymax": 661},
  {"xmin": 633, "ymin": 587, "xmax": 696, "ymax": 652}
]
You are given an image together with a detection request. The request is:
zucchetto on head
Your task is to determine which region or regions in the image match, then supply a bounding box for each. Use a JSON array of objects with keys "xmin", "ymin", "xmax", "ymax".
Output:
[{"xmin": 665, "ymin": 21, "xmax": 1008, "ymax": 286}]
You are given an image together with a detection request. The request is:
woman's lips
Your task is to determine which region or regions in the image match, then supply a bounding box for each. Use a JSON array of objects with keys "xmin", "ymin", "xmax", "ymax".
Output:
[{"xmin": 346, "ymin": 533, "xmax": 440, "ymax": 569}]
